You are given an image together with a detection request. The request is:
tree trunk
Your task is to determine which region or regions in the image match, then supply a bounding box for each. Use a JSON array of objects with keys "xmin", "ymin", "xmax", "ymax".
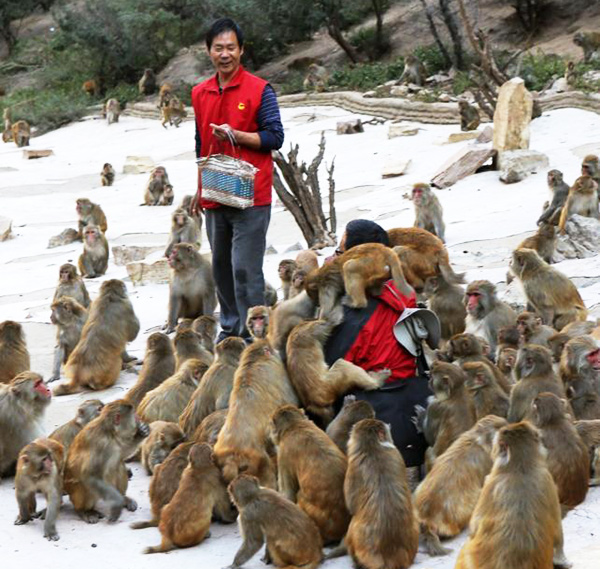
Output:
[
  {"xmin": 327, "ymin": 23, "xmax": 361, "ymax": 64},
  {"xmin": 438, "ymin": 0, "xmax": 464, "ymax": 69},
  {"xmin": 372, "ymin": 0, "xmax": 385, "ymax": 53},
  {"xmin": 418, "ymin": 0, "xmax": 452, "ymax": 69}
]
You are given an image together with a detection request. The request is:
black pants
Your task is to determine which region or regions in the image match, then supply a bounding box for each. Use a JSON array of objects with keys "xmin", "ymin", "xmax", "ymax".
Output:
[{"xmin": 205, "ymin": 205, "xmax": 271, "ymax": 340}]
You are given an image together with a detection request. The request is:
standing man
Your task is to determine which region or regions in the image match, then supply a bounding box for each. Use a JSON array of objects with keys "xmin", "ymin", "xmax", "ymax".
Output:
[{"xmin": 191, "ymin": 18, "xmax": 284, "ymax": 342}]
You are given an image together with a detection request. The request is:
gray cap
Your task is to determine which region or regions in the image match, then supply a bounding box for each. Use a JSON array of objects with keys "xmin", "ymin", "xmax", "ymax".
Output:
[{"xmin": 393, "ymin": 307, "xmax": 441, "ymax": 356}]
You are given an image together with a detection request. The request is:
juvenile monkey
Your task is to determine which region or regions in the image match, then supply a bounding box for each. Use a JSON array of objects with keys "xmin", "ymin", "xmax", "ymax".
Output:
[
  {"xmin": 558, "ymin": 174, "xmax": 600, "ymax": 233},
  {"xmin": 180, "ymin": 194, "xmax": 203, "ymax": 230},
  {"xmin": 538, "ymin": 169, "xmax": 570, "ymax": 225},
  {"xmin": 496, "ymin": 325, "xmax": 521, "ymax": 354},
  {"xmin": 565, "ymin": 60, "xmax": 577, "ymax": 87},
  {"xmin": 325, "ymin": 395, "xmax": 375, "ymax": 454},
  {"xmin": 100, "ymin": 163, "xmax": 115, "ymax": 186},
  {"xmin": 49, "ymin": 399, "xmax": 104, "ymax": 452},
  {"xmin": 423, "ymin": 275, "xmax": 466, "ymax": 342},
  {"xmin": 137, "ymin": 359, "xmax": 208, "ymax": 423},
  {"xmin": 12, "ymin": 120, "xmax": 30, "ymax": 147},
  {"xmin": 573, "ymin": 31, "xmax": 600, "ymax": 63},
  {"xmin": 0, "ymin": 373, "xmax": 52, "ymax": 477},
  {"xmin": 78, "ymin": 224, "xmax": 109, "ymax": 278},
  {"xmin": 454, "ymin": 421, "xmax": 570, "ymax": 569},
  {"xmin": 458, "ymin": 99, "xmax": 480, "ymax": 131},
  {"xmin": 166, "ymin": 243, "xmax": 216, "ymax": 333},
  {"xmin": 296, "ymin": 249, "xmax": 319, "ymax": 273},
  {"xmin": 105, "ymin": 98, "xmax": 120, "ymax": 124},
  {"xmin": 516, "ymin": 311, "xmax": 555, "ymax": 347},
  {"xmin": 179, "ymin": 336, "xmax": 246, "ymax": 437},
  {"xmin": 414, "ymin": 415, "xmax": 508, "ymax": 556},
  {"xmin": 228, "ymin": 475, "xmax": 323, "ymax": 569},
  {"xmin": 138, "ymin": 68, "xmax": 157, "ymax": 95},
  {"xmin": 508, "ymin": 344, "xmax": 567, "ymax": 422},
  {"xmin": 497, "ymin": 346, "xmax": 517, "ymax": 386},
  {"xmin": 303, "ymin": 63, "xmax": 329, "ymax": 92},
  {"xmin": 267, "ymin": 291, "xmax": 317, "ymax": 357},
  {"xmin": 56, "ymin": 279, "xmax": 139, "ymax": 395},
  {"xmin": 65, "ymin": 399, "xmax": 148, "ymax": 523},
  {"xmin": 76, "ymin": 197, "xmax": 107, "ymax": 237},
  {"xmin": 412, "ymin": 183, "xmax": 445, "ymax": 242},
  {"xmin": 515, "ymin": 222, "xmax": 556, "ymax": 265},
  {"xmin": 174, "ymin": 328, "xmax": 213, "ymax": 369},
  {"xmin": 398, "ymin": 54, "xmax": 426, "ymax": 86},
  {"xmin": 581, "ymin": 154, "xmax": 600, "ymax": 186},
  {"xmin": 53, "ymin": 263, "xmax": 91, "ymax": 308},
  {"xmin": 246, "ymin": 305, "xmax": 269, "ymax": 339},
  {"xmin": 272, "ymin": 405, "xmax": 350, "ymax": 544},
  {"xmin": 531, "ymin": 392, "xmax": 589, "ymax": 514},
  {"xmin": 463, "ymin": 361, "xmax": 510, "ymax": 419},
  {"xmin": 0, "ymin": 320, "xmax": 30, "ymax": 384},
  {"xmin": 161, "ymin": 95, "xmax": 187, "ymax": 128},
  {"xmin": 125, "ymin": 332, "xmax": 175, "ymax": 408},
  {"xmin": 278, "ymin": 259, "xmax": 296, "ymax": 300},
  {"xmin": 192, "ymin": 314, "xmax": 218, "ymax": 354},
  {"xmin": 165, "ymin": 208, "xmax": 201, "ymax": 257},
  {"xmin": 288, "ymin": 268, "xmax": 307, "ymax": 299},
  {"xmin": 140, "ymin": 421, "xmax": 185, "ymax": 475},
  {"xmin": 464, "ymin": 280, "xmax": 517, "ymax": 355},
  {"xmin": 49, "ymin": 297, "xmax": 88, "ymax": 382},
  {"xmin": 511, "ymin": 248, "xmax": 587, "ymax": 329},
  {"xmin": 82, "ymin": 79, "xmax": 99, "ymax": 96},
  {"xmin": 14, "ymin": 438, "xmax": 65, "ymax": 541},
  {"xmin": 158, "ymin": 82, "xmax": 173, "ymax": 107}
]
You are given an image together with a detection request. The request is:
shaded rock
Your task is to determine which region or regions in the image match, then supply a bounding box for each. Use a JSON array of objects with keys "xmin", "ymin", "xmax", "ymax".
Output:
[
  {"xmin": 47, "ymin": 228, "xmax": 79, "ymax": 248},
  {"xmin": 0, "ymin": 216, "xmax": 12, "ymax": 241},
  {"xmin": 476, "ymin": 126, "xmax": 493, "ymax": 143},
  {"xmin": 123, "ymin": 156, "xmax": 154, "ymax": 175},
  {"xmin": 112, "ymin": 245, "xmax": 164, "ymax": 266},
  {"xmin": 23, "ymin": 149, "xmax": 53, "ymax": 160},
  {"xmin": 388, "ymin": 124, "xmax": 418, "ymax": 138},
  {"xmin": 390, "ymin": 85, "xmax": 409, "ymax": 97},
  {"xmin": 284, "ymin": 242, "xmax": 303, "ymax": 253},
  {"xmin": 493, "ymin": 78, "xmax": 533, "ymax": 155},
  {"xmin": 127, "ymin": 258, "xmax": 170, "ymax": 285},
  {"xmin": 554, "ymin": 215, "xmax": 600, "ymax": 261},
  {"xmin": 265, "ymin": 245, "xmax": 278, "ymax": 255},
  {"xmin": 382, "ymin": 158, "xmax": 411, "ymax": 178},
  {"xmin": 363, "ymin": 91, "xmax": 377, "ymax": 98},
  {"xmin": 499, "ymin": 150, "xmax": 549, "ymax": 184},
  {"xmin": 336, "ymin": 119, "xmax": 364, "ymax": 135}
]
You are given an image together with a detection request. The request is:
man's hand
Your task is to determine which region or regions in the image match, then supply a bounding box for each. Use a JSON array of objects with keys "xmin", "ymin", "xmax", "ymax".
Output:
[{"xmin": 210, "ymin": 123, "xmax": 237, "ymax": 144}]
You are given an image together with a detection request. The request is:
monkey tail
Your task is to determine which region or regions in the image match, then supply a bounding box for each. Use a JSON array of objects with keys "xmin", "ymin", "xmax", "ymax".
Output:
[
  {"xmin": 438, "ymin": 261, "xmax": 465, "ymax": 285},
  {"xmin": 144, "ymin": 539, "xmax": 174, "ymax": 554},
  {"xmin": 221, "ymin": 456, "xmax": 240, "ymax": 484},
  {"xmin": 558, "ymin": 204, "xmax": 569, "ymax": 235},
  {"xmin": 130, "ymin": 519, "xmax": 158, "ymax": 530},
  {"xmin": 387, "ymin": 250, "xmax": 414, "ymax": 296}
]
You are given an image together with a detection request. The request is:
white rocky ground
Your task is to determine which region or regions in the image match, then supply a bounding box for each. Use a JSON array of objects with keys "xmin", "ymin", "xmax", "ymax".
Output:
[{"xmin": 0, "ymin": 105, "xmax": 599, "ymax": 567}]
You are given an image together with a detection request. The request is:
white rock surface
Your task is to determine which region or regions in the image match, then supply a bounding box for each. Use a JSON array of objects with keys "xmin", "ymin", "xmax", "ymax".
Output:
[{"xmin": 499, "ymin": 149, "xmax": 550, "ymax": 183}]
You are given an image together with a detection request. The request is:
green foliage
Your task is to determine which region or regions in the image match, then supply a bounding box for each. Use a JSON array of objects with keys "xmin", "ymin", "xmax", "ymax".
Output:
[
  {"xmin": 520, "ymin": 51, "xmax": 566, "ymax": 91},
  {"xmin": 279, "ymin": 71, "xmax": 306, "ymax": 95},
  {"xmin": 330, "ymin": 58, "xmax": 405, "ymax": 91},
  {"xmin": 350, "ymin": 26, "xmax": 390, "ymax": 61},
  {"xmin": 413, "ymin": 44, "xmax": 449, "ymax": 75},
  {"xmin": 0, "ymin": 0, "xmax": 40, "ymax": 51},
  {"xmin": 452, "ymin": 71, "xmax": 473, "ymax": 95}
]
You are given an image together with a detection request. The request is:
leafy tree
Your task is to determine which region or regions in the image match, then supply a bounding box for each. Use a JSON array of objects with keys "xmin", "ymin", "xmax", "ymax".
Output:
[{"xmin": 0, "ymin": 0, "xmax": 39, "ymax": 54}]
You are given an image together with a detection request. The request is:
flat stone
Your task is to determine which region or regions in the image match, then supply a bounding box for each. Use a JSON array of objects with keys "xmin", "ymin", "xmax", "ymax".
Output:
[
  {"xmin": 447, "ymin": 131, "xmax": 480, "ymax": 143},
  {"xmin": 47, "ymin": 228, "xmax": 78, "ymax": 248},
  {"xmin": 476, "ymin": 126, "xmax": 493, "ymax": 143},
  {"xmin": 22, "ymin": 149, "xmax": 53, "ymax": 159},
  {"xmin": 499, "ymin": 150, "xmax": 549, "ymax": 184},
  {"xmin": 127, "ymin": 258, "xmax": 170, "ymax": 285},
  {"xmin": 554, "ymin": 215, "xmax": 600, "ymax": 261},
  {"xmin": 112, "ymin": 245, "xmax": 164, "ymax": 266},
  {"xmin": 123, "ymin": 156, "xmax": 154, "ymax": 175},
  {"xmin": 284, "ymin": 242, "xmax": 303, "ymax": 253},
  {"xmin": 431, "ymin": 148, "xmax": 496, "ymax": 188},
  {"xmin": 438, "ymin": 93, "xmax": 452, "ymax": 103},
  {"xmin": 265, "ymin": 245, "xmax": 278, "ymax": 255},
  {"xmin": 0, "ymin": 216, "xmax": 12, "ymax": 241},
  {"xmin": 388, "ymin": 124, "xmax": 418, "ymax": 138},
  {"xmin": 382, "ymin": 158, "xmax": 411, "ymax": 178}
]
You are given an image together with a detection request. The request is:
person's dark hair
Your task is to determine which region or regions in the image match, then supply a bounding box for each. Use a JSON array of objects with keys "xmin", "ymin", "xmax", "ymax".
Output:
[
  {"xmin": 344, "ymin": 219, "xmax": 390, "ymax": 251},
  {"xmin": 206, "ymin": 18, "xmax": 244, "ymax": 49}
]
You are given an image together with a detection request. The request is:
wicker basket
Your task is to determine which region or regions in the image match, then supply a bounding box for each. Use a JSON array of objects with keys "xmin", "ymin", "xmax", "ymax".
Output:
[{"xmin": 197, "ymin": 153, "xmax": 258, "ymax": 209}]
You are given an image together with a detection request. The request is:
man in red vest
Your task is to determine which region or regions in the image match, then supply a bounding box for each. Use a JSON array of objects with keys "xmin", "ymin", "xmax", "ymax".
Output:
[{"xmin": 191, "ymin": 18, "xmax": 284, "ymax": 342}]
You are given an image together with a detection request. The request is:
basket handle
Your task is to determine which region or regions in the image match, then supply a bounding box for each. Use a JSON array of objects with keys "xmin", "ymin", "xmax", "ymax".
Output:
[{"xmin": 204, "ymin": 127, "xmax": 240, "ymax": 160}]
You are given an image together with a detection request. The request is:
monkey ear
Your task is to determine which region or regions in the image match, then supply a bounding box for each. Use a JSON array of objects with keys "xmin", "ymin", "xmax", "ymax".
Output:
[
  {"xmin": 113, "ymin": 412, "xmax": 121, "ymax": 426},
  {"xmin": 10, "ymin": 385, "xmax": 20, "ymax": 397},
  {"xmin": 158, "ymin": 432, "xmax": 166, "ymax": 443}
]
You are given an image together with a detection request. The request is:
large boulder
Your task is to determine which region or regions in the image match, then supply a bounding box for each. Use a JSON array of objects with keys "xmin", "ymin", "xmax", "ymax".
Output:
[
  {"xmin": 493, "ymin": 78, "xmax": 533, "ymax": 155},
  {"xmin": 554, "ymin": 215, "xmax": 600, "ymax": 261},
  {"xmin": 499, "ymin": 150, "xmax": 549, "ymax": 184},
  {"xmin": 127, "ymin": 257, "xmax": 170, "ymax": 285}
]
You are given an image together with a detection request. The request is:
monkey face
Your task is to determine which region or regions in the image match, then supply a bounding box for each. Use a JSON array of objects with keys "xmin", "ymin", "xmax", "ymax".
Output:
[
  {"xmin": 464, "ymin": 290, "xmax": 481, "ymax": 315},
  {"xmin": 85, "ymin": 227, "xmax": 99, "ymax": 243},
  {"xmin": 498, "ymin": 348, "xmax": 517, "ymax": 371},
  {"xmin": 174, "ymin": 213, "xmax": 186, "ymax": 226},
  {"xmin": 59, "ymin": 264, "xmax": 76, "ymax": 282},
  {"xmin": 585, "ymin": 347, "xmax": 600, "ymax": 370}
]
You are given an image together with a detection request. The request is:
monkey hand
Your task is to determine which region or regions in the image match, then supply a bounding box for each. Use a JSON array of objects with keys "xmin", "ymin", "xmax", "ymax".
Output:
[{"xmin": 412, "ymin": 405, "xmax": 427, "ymax": 433}]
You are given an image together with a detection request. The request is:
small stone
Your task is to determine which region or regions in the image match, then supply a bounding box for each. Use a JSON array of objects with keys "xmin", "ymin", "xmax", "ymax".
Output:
[
  {"xmin": 390, "ymin": 85, "xmax": 408, "ymax": 97},
  {"xmin": 47, "ymin": 228, "xmax": 79, "ymax": 248},
  {"xmin": 284, "ymin": 242, "xmax": 303, "ymax": 253},
  {"xmin": 0, "ymin": 216, "xmax": 12, "ymax": 241},
  {"xmin": 265, "ymin": 245, "xmax": 278, "ymax": 255},
  {"xmin": 438, "ymin": 93, "xmax": 451, "ymax": 103}
]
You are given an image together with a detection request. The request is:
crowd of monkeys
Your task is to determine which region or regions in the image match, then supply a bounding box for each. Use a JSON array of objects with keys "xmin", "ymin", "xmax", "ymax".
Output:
[{"xmin": 1, "ymin": 152, "xmax": 600, "ymax": 568}]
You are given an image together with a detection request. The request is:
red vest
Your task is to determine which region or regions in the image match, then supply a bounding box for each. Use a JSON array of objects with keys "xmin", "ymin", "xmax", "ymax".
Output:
[{"xmin": 192, "ymin": 66, "xmax": 273, "ymax": 208}]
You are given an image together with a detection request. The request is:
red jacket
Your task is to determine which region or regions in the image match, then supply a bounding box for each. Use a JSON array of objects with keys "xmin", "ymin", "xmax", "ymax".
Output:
[
  {"xmin": 191, "ymin": 66, "xmax": 273, "ymax": 208},
  {"xmin": 344, "ymin": 282, "xmax": 417, "ymax": 382}
]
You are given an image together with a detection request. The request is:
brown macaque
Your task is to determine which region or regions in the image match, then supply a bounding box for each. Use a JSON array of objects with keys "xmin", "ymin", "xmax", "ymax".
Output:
[
  {"xmin": 82, "ymin": 79, "xmax": 99, "ymax": 96},
  {"xmin": 289, "ymin": 268, "xmax": 308, "ymax": 299},
  {"xmin": 78, "ymin": 224, "xmax": 109, "ymax": 278},
  {"xmin": 49, "ymin": 297, "xmax": 88, "ymax": 382},
  {"xmin": 264, "ymin": 281, "xmax": 278, "ymax": 307},
  {"xmin": 0, "ymin": 320, "xmax": 30, "ymax": 384},
  {"xmin": 49, "ymin": 399, "xmax": 104, "ymax": 452},
  {"xmin": 228, "ymin": 474, "xmax": 323, "ymax": 569},
  {"xmin": 560, "ymin": 335, "xmax": 600, "ymax": 420},
  {"xmin": 548, "ymin": 332, "xmax": 570, "ymax": 364},
  {"xmin": 125, "ymin": 332, "xmax": 175, "ymax": 409},
  {"xmin": 100, "ymin": 163, "xmax": 115, "ymax": 186},
  {"xmin": 412, "ymin": 182, "xmax": 445, "ymax": 242},
  {"xmin": 278, "ymin": 259, "xmax": 296, "ymax": 301},
  {"xmin": 508, "ymin": 344, "xmax": 567, "ymax": 422},
  {"xmin": 458, "ymin": 99, "xmax": 480, "ymax": 131},
  {"xmin": 398, "ymin": 54, "xmax": 426, "ymax": 86},
  {"xmin": 462, "ymin": 361, "xmax": 510, "ymax": 419},
  {"xmin": 531, "ymin": 392, "xmax": 589, "ymax": 514},
  {"xmin": 325, "ymin": 395, "xmax": 375, "ymax": 454},
  {"xmin": 558, "ymin": 174, "xmax": 600, "ymax": 233},
  {"xmin": 179, "ymin": 194, "xmax": 204, "ymax": 230},
  {"xmin": 495, "ymin": 325, "xmax": 521, "ymax": 354},
  {"xmin": 573, "ymin": 31, "xmax": 600, "ymax": 63},
  {"xmin": 140, "ymin": 421, "xmax": 186, "ymax": 475},
  {"xmin": 166, "ymin": 243, "xmax": 216, "ymax": 333},
  {"xmin": 2, "ymin": 107, "xmax": 12, "ymax": 142},
  {"xmin": 179, "ymin": 337, "xmax": 245, "ymax": 437},
  {"xmin": 267, "ymin": 290, "xmax": 317, "ymax": 357},
  {"xmin": 131, "ymin": 442, "xmax": 194, "ymax": 529},
  {"xmin": 295, "ymin": 249, "xmax": 319, "ymax": 273},
  {"xmin": 516, "ymin": 223, "xmax": 557, "ymax": 267},
  {"xmin": 76, "ymin": 197, "xmax": 108, "ymax": 237},
  {"xmin": 53, "ymin": 263, "xmax": 91, "ymax": 308},
  {"xmin": 164, "ymin": 208, "xmax": 201, "ymax": 257},
  {"xmin": 423, "ymin": 362, "xmax": 476, "ymax": 467},
  {"xmin": 575, "ymin": 419, "xmax": 600, "ymax": 485},
  {"xmin": 497, "ymin": 346, "xmax": 518, "ymax": 386},
  {"xmin": 214, "ymin": 339, "xmax": 299, "ymax": 487},
  {"xmin": 0, "ymin": 373, "xmax": 51, "ymax": 477},
  {"xmin": 272, "ymin": 406, "xmax": 350, "ymax": 544},
  {"xmin": 161, "ymin": 95, "xmax": 187, "ymax": 128},
  {"xmin": 303, "ymin": 63, "xmax": 329, "ymax": 92},
  {"xmin": 192, "ymin": 314, "xmax": 218, "ymax": 354},
  {"xmin": 192, "ymin": 408, "xmax": 228, "ymax": 446},
  {"xmin": 330, "ymin": 419, "xmax": 417, "ymax": 568},
  {"xmin": 158, "ymin": 83, "xmax": 173, "ymax": 107},
  {"xmin": 581, "ymin": 154, "xmax": 600, "ymax": 186},
  {"xmin": 454, "ymin": 421, "xmax": 570, "ymax": 569},
  {"xmin": 138, "ymin": 68, "xmax": 157, "ymax": 95},
  {"xmin": 174, "ymin": 328, "xmax": 213, "ymax": 370},
  {"xmin": 56, "ymin": 279, "xmax": 140, "ymax": 395},
  {"xmin": 144, "ymin": 166, "xmax": 171, "ymax": 206},
  {"xmin": 538, "ymin": 170, "xmax": 570, "ymax": 225},
  {"xmin": 286, "ymin": 316, "xmax": 388, "ymax": 422},
  {"xmin": 423, "ymin": 275, "xmax": 466, "ymax": 342},
  {"xmin": 565, "ymin": 60, "xmax": 577, "ymax": 87},
  {"xmin": 105, "ymin": 98, "xmax": 120, "ymax": 124},
  {"xmin": 305, "ymin": 242, "xmax": 413, "ymax": 319},
  {"xmin": 144, "ymin": 443, "xmax": 227, "ymax": 553},
  {"xmin": 516, "ymin": 311, "xmax": 555, "ymax": 347},
  {"xmin": 464, "ymin": 280, "xmax": 517, "ymax": 355},
  {"xmin": 414, "ymin": 415, "xmax": 507, "ymax": 556},
  {"xmin": 14, "ymin": 438, "xmax": 64, "ymax": 541},
  {"xmin": 12, "ymin": 119, "xmax": 30, "ymax": 147},
  {"xmin": 65, "ymin": 399, "xmax": 148, "ymax": 523},
  {"xmin": 511, "ymin": 248, "xmax": 588, "ymax": 329},
  {"xmin": 138, "ymin": 359, "xmax": 208, "ymax": 423},
  {"xmin": 246, "ymin": 305, "xmax": 269, "ymax": 339}
]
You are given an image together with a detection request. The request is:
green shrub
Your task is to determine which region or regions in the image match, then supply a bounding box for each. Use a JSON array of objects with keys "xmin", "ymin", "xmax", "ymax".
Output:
[
  {"xmin": 452, "ymin": 71, "xmax": 473, "ymax": 95},
  {"xmin": 520, "ymin": 51, "xmax": 566, "ymax": 91},
  {"xmin": 350, "ymin": 26, "xmax": 390, "ymax": 61},
  {"xmin": 330, "ymin": 58, "xmax": 405, "ymax": 91},
  {"xmin": 279, "ymin": 71, "xmax": 306, "ymax": 95},
  {"xmin": 413, "ymin": 44, "xmax": 449, "ymax": 75}
]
